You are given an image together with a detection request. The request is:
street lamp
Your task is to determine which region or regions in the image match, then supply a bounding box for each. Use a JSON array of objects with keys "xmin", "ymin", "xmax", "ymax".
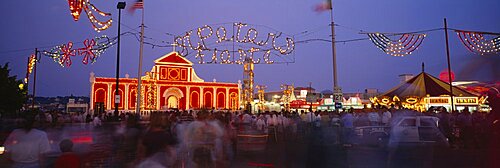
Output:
[{"xmin": 115, "ymin": 2, "xmax": 126, "ymax": 119}]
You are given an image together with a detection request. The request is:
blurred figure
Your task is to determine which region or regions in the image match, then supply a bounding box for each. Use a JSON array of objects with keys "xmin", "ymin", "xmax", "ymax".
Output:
[
  {"xmin": 382, "ymin": 108, "xmax": 392, "ymax": 126},
  {"xmin": 136, "ymin": 113, "xmax": 178, "ymax": 168},
  {"xmin": 368, "ymin": 111, "xmax": 381, "ymax": 126},
  {"xmin": 54, "ymin": 139, "xmax": 81, "ymax": 168},
  {"xmin": 92, "ymin": 114, "xmax": 102, "ymax": 127},
  {"xmin": 3, "ymin": 113, "xmax": 52, "ymax": 168},
  {"xmin": 180, "ymin": 110, "xmax": 224, "ymax": 168},
  {"xmin": 341, "ymin": 111, "xmax": 354, "ymax": 144}
]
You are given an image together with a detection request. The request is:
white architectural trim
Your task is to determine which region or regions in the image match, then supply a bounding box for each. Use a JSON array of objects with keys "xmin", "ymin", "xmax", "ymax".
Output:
[
  {"xmin": 107, "ymin": 83, "xmax": 112, "ymax": 110},
  {"xmin": 125, "ymin": 84, "xmax": 129, "ymax": 111},
  {"xmin": 186, "ymin": 86, "xmax": 190, "ymax": 110},
  {"xmin": 226, "ymin": 88, "xmax": 229, "ymax": 109}
]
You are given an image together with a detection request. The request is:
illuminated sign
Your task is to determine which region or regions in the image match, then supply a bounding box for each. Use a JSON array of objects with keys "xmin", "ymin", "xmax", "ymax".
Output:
[
  {"xmin": 173, "ymin": 22, "xmax": 295, "ymax": 64},
  {"xmin": 300, "ymin": 90, "xmax": 308, "ymax": 98},
  {"xmin": 455, "ymin": 97, "xmax": 478, "ymax": 105},
  {"xmin": 429, "ymin": 98, "xmax": 449, "ymax": 104},
  {"xmin": 323, "ymin": 98, "xmax": 334, "ymax": 105}
]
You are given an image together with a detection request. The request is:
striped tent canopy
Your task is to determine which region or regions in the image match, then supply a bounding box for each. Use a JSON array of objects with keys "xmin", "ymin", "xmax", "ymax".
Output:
[{"xmin": 381, "ymin": 72, "xmax": 476, "ymax": 98}]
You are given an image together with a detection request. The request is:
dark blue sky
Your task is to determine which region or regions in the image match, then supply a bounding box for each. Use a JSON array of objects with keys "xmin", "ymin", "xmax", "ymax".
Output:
[{"xmin": 1, "ymin": 0, "xmax": 499, "ymax": 97}]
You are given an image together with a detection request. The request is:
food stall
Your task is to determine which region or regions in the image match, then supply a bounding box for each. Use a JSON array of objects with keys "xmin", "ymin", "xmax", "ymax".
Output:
[{"xmin": 370, "ymin": 71, "xmax": 485, "ymax": 112}]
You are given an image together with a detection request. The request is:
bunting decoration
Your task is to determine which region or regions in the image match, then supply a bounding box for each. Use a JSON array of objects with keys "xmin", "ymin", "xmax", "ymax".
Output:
[
  {"xmin": 67, "ymin": 0, "xmax": 113, "ymax": 32},
  {"xmin": 367, "ymin": 33, "xmax": 426, "ymax": 57},
  {"xmin": 43, "ymin": 35, "xmax": 115, "ymax": 67},
  {"xmin": 455, "ymin": 30, "xmax": 500, "ymax": 55}
]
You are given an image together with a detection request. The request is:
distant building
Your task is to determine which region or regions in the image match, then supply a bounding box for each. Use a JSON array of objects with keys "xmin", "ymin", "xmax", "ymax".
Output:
[
  {"xmin": 399, "ymin": 74, "xmax": 414, "ymax": 84},
  {"xmin": 89, "ymin": 52, "xmax": 240, "ymax": 113},
  {"xmin": 66, "ymin": 98, "xmax": 88, "ymax": 114}
]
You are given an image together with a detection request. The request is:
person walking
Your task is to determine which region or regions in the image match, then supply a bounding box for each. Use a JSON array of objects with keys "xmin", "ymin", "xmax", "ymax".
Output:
[
  {"xmin": 341, "ymin": 111, "xmax": 354, "ymax": 145},
  {"xmin": 3, "ymin": 114, "xmax": 52, "ymax": 168}
]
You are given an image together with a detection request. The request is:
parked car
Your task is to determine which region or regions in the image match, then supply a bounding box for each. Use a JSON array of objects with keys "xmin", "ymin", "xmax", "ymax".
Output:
[{"xmin": 354, "ymin": 116, "xmax": 449, "ymax": 148}]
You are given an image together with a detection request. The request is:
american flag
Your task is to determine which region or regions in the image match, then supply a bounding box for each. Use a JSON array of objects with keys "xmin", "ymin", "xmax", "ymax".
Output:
[
  {"xmin": 314, "ymin": 0, "xmax": 332, "ymax": 12},
  {"xmin": 129, "ymin": 0, "xmax": 143, "ymax": 13}
]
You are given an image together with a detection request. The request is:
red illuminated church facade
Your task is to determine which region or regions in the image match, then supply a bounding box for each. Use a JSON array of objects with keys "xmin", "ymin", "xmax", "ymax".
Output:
[{"xmin": 90, "ymin": 52, "xmax": 240, "ymax": 112}]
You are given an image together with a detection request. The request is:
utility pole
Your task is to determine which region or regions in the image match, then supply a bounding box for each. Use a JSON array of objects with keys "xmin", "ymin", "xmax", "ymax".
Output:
[
  {"xmin": 330, "ymin": 3, "xmax": 343, "ymax": 107},
  {"xmin": 31, "ymin": 48, "xmax": 39, "ymax": 110},
  {"xmin": 309, "ymin": 82, "xmax": 313, "ymax": 112},
  {"xmin": 443, "ymin": 18, "xmax": 455, "ymax": 112}
]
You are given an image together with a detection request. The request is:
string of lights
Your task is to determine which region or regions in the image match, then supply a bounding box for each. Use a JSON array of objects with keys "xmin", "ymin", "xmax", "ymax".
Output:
[
  {"xmin": 366, "ymin": 33, "xmax": 427, "ymax": 57},
  {"xmin": 4, "ymin": 24, "xmax": 498, "ymax": 70},
  {"xmin": 454, "ymin": 29, "xmax": 500, "ymax": 55},
  {"xmin": 42, "ymin": 35, "xmax": 116, "ymax": 67},
  {"xmin": 68, "ymin": 0, "xmax": 113, "ymax": 32},
  {"xmin": 172, "ymin": 22, "xmax": 296, "ymax": 64}
]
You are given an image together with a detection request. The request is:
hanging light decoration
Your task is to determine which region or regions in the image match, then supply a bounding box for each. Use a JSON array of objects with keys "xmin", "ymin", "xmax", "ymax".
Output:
[
  {"xmin": 367, "ymin": 33, "xmax": 426, "ymax": 57},
  {"xmin": 24, "ymin": 54, "xmax": 37, "ymax": 84},
  {"xmin": 68, "ymin": 0, "xmax": 83, "ymax": 21},
  {"xmin": 43, "ymin": 35, "xmax": 115, "ymax": 67},
  {"xmin": 173, "ymin": 22, "xmax": 295, "ymax": 64},
  {"xmin": 455, "ymin": 30, "xmax": 500, "ymax": 55},
  {"xmin": 67, "ymin": 0, "xmax": 112, "ymax": 32}
]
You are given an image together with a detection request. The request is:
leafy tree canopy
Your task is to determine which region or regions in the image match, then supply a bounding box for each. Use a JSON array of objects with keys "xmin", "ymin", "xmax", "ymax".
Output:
[{"xmin": 0, "ymin": 63, "xmax": 27, "ymax": 117}]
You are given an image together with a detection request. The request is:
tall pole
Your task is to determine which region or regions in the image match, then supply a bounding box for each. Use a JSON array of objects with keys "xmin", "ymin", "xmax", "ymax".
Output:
[
  {"xmin": 31, "ymin": 48, "xmax": 38, "ymax": 110},
  {"xmin": 330, "ymin": 4, "xmax": 342, "ymax": 107},
  {"xmin": 444, "ymin": 18, "xmax": 455, "ymax": 112},
  {"xmin": 115, "ymin": 2, "xmax": 126, "ymax": 117},
  {"xmin": 309, "ymin": 82, "xmax": 313, "ymax": 112},
  {"xmin": 136, "ymin": 5, "xmax": 145, "ymax": 114}
]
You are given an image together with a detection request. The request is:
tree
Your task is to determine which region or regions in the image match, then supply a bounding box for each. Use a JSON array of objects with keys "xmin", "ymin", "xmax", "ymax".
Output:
[{"xmin": 0, "ymin": 63, "xmax": 27, "ymax": 117}]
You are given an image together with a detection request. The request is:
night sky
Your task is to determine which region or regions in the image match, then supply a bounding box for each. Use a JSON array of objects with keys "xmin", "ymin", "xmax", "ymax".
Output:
[{"xmin": 1, "ymin": 0, "xmax": 499, "ymax": 97}]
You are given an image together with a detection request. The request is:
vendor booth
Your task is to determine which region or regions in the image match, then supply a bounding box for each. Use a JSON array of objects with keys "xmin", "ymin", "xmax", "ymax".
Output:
[{"xmin": 370, "ymin": 71, "xmax": 485, "ymax": 112}]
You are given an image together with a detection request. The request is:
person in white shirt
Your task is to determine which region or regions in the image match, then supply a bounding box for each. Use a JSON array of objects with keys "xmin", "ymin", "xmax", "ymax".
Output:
[
  {"xmin": 306, "ymin": 112, "xmax": 314, "ymax": 123},
  {"xmin": 93, "ymin": 114, "xmax": 102, "ymax": 127},
  {"xmin": 255, "ymin": 115, "xmax": 267, "ymax": 132},
  {"xmin": 368, "ymin": 111, "xmax": 381, "ymax": 126},
  {"xmin": 382, "ymin": 110, "xmax": 392, "ymax": 126},
  {"xmin": 4, "ymin": 115, "xmax": 52, "ymax": 168},
  {"xmin": 314, "ymin": 113, "xmax": 322, "ymax": 127}
]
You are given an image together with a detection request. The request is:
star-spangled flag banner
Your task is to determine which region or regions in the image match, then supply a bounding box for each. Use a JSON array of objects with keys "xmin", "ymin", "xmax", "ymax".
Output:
[
  {"xmin": 128, "ymin": 0, "xmax": 143, "ymax": 13},
  {"xmin": 314, "ymin": 0, "xmax": 332, "ymax": 12}
]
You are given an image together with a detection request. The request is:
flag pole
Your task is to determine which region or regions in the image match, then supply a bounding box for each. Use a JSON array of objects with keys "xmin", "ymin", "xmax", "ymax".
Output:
[{"xmin": 136, "ymin": 3, "xmax": 145, "ymax": 115}]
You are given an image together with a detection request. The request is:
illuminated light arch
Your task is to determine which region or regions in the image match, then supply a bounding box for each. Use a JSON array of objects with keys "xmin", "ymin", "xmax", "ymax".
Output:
[
  {"xmin": 217, "ymin": 92, "xmax": 225, "ymax": 109},
  {"xmin": 94, "ymin": 88, "xmax": 107, "ymax": 108},
  {"xmin": 163, "ymin": 87, "xmax": 184, "ymax": 108},
  {"xmin": 190, "ymin": 91, "xmax": 200, "ymax": 109},
  {"xmin": 129, "ymin": 89, "xmax": 137, "ymax": 109},
  {"xmin": 204, "ymin": 92, "xmax": 213, "ymax": 108}
]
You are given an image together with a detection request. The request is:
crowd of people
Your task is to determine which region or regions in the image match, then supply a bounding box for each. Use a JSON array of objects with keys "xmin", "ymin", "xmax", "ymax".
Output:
[{"xmin": 2, "ymin": 104, "xmax": 499, "ymax": 167}]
